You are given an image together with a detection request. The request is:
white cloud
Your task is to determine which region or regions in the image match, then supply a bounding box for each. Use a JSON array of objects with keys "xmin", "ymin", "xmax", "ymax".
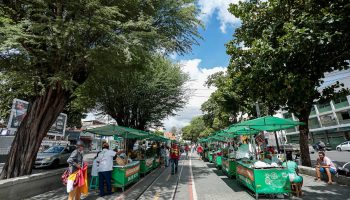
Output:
[
  {"xmin": 162, "ymin": 59, "xmax": 226, "ymax": 130},
  {"xmin": 198, "ymin": 0, "xmax": 240, "ymax": 33}
]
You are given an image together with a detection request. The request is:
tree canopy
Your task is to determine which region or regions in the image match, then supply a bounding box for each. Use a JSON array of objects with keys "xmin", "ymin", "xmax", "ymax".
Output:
[
  {"xmin": 79, "ymin": 55, "xmax": 190, "ymax": 130},
  {"xmin": 0, "ymin": 0, "xmax": 201, "ymax": 179},
  {"xmin": 223, "ymin": 0, "xmax": 350, "ymax": 166}
]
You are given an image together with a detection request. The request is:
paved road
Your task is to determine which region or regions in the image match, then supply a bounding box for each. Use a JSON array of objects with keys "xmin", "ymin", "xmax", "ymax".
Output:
[{"xmin": 26, "ymin": 152, "xmax": 350, "ymax": 200}]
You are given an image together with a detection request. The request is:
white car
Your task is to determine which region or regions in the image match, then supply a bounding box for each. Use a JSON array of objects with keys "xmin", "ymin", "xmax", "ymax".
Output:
[{"xmin": 336, "ymin": 141, "xmax": 350, "ymax": 151}]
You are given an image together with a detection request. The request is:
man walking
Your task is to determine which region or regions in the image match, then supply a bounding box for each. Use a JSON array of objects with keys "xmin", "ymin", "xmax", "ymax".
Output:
[{"xmin": 170, "ymin": 142, "xmax": 180, "ymax": 175}]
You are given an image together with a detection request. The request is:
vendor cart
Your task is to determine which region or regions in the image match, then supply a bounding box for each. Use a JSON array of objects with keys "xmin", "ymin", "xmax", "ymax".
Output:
[
  {"xmin": 236, "ymin": 160, "xmax": 291, "ymax": 199},
  {"xmin": 139, "ymin": 157, "xmax": 154, "ymax": 175},
  {"xmin": 112, "ymin": 161, "xmax": 140, "ymax": 191},
  {"xmin": 209, "ymin": 151, "xmax": 213, "ymax": 163},
  {"xmin": 153, "ymin": 157, "xmax": 160, "ymax": 169},
  {"xmin": 222, "ymin": 157, "xmax": 236, "ymax": 178},
  {"xmin": 215, "ymin": 153, "xmax": 222, "ymax": 169}
]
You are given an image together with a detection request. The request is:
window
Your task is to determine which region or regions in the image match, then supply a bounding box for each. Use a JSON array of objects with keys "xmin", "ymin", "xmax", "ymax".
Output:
[
  {"xmin": 341, "ymin": 111, "xmax": 350, "ymax": 120},
  {"xmin": 318, "ymin": 103, "xmax": 330, "ymax": 109},
  {"xmin": 334, "ymin": 96, "xmax": 348, "ymax": 104}
]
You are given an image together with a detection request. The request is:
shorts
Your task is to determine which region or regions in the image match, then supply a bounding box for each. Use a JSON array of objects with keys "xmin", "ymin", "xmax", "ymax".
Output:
[{"xmin": 320, "ymin": 167, "xmax": 337, "ymax": 174}]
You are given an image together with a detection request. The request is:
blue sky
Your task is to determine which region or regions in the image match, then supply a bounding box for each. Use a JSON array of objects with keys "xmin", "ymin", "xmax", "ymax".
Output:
[
  {"xmin": 178, "ymin": 18, "xmax": 234, "ymax": 68},
  {"xmin": 162, "ymin": 0, "xmax": 241, "ymax": 130}
]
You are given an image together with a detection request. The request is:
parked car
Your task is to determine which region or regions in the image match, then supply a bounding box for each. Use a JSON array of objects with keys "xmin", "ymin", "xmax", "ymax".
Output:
[
  {"xmin": 336, "ymin": 141, "xmax": 350, "ymax": 151},
  {"xmin": 34, "ymin": 145, "xmax": 76, "ymax": 168}
]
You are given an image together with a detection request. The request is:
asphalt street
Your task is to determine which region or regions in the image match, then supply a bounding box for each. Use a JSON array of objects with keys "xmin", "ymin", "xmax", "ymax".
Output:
[{"xmin": 310, "ymin": 150, "xmax": 350, "ymax": 166}]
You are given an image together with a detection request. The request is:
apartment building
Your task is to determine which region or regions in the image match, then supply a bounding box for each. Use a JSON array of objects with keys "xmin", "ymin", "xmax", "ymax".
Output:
[{"xmin": 282, "ymin": 70, "xmax": 350, "ymax": 149}]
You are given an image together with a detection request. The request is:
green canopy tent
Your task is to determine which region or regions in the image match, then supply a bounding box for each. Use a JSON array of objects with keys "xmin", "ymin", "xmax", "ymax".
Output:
[
  {"xmin": 84, "ymin": 125, "xmax": 152, "ymax": 154},
  {"xmin": 232, "ymin": 116, "xmax": 304, "ymax": 155},
  {"xmin": 233, "ymin": 116, "xmax": 303, "ymax": 132},
  {"xmin": 147, "ymin": 134, "xmax": 170, "ymax": 142},
  {"xmin": 84, "ymin": 124, "xmax": 151, "ymax": 139}
]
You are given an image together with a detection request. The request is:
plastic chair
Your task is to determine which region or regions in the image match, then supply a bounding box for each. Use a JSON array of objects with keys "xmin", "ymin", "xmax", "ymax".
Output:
[{"xmin": 89, "ymin": 176, "xmax": 99, "ymax": 190}]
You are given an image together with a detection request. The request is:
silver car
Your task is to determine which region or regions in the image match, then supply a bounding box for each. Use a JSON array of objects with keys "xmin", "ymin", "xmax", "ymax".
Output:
[{"xmin": 35, "ymin": 145, "xmax": 76, "ymax": 168}]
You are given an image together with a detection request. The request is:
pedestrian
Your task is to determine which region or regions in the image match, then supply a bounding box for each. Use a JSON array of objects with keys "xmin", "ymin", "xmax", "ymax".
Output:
[
  {"xmin": 165, "ymin": 146, "xmax": 170, "ymax": 167},
  {"xmin": 282, "ymin": 152, "xmax": 303, "ymax": 185},
  {"xmin": 315, "ymin": 151, "xmax": 336, "ymax": 184},
  {"xmin": 170, "ymin": 142, "xmax": 180, "ymax": 175},
  {"xmin": 97, "ymin": 142, "xmax": 117, "ymax": 197},
  {"xmin": 160, "ymin": 145, "xmax": 166, "ymax": 168},
  {"xmin": 197, "ymin": 144, "xmax": 203, "ymax": 160},
  {"xmin": 185, "ymin": 144, "xmax": 190, "ymax": 159},
  {"xmin": 67, "ymin": 141, "xmax": 84, "ymax": 200},
  {"xmin": 90, "ymin": 152, "xmax": 100, "ymax": 190}
]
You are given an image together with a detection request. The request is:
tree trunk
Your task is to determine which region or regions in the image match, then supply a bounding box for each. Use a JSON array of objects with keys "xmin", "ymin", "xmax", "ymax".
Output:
[
  {"xmin": 298, "ymin": 110, "xmax": 312, "ymax": 167},
  {"xmin": 0, "ymin": 84, "xmax": 71, "ymax": 179}
]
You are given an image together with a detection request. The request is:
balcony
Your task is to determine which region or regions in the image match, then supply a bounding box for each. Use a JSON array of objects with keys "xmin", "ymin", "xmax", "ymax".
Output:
[
  {"xmin": 317, "ymin": 103, "xmax": 332, "ymax": 113},
  {"xmin": 321, "ymin": 121, "xmax": 338, "ymax": 127},
  {"xmin": 285, "ymin": 127, "xmax": 297, "ymax": 133},
  {"xmin": 309, "ymin": 123, "xmax": 321, "ymax": 129},
  {"xmin": 338, "ymin": 119, "xmax": 350, "ymax": 125},
  {"xmin": 334, "ymin": 101, "xmax": 349, "ymax": 109}
]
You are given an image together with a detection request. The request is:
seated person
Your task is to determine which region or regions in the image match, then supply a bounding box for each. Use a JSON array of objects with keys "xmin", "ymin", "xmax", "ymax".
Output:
[
  {"xmin": 282, "ymin": 152, "xmax": 303, "ymax": 185},
  {"xmin": 315, "ymin": 151, "xmax": 336, "ymax": 184}
]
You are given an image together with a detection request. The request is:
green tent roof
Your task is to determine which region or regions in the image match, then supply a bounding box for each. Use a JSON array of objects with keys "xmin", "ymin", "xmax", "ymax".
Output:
[
  {"xmin": 224, "ymin": 126, "xmax": 259, "ymax": 135},
  {"xmin": 233, "ymin": 116, "xmax": 303, "ymax": 132},
  {"xmin": 84, "ymin": 125, "xmax": 150, "ymax": 139}
]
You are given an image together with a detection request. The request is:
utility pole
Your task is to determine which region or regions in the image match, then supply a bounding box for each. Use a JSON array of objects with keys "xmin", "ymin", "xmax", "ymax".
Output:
[{"xmin": 255, "ymin": 102, "xmax": 261, "ymax": 117}]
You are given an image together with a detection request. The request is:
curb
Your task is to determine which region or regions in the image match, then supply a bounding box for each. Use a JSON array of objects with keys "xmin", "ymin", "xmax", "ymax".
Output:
[{"xmin": 299, "ymin": 166, "xmax": 350, "ymax": 186}]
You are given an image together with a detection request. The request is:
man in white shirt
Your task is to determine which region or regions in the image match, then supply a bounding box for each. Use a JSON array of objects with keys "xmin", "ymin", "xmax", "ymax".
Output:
[{"xmin": 97, "ymin": 142, "xmax": 116, "ymax": 197}]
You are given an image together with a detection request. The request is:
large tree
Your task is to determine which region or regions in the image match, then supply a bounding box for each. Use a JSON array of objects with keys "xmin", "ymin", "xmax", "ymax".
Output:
[
  {"xmin": 0, "ymin": 0, "xmax": 200, "ymax": 179},
  {"xmin": 80, "ymin": 55, "xmax": 190, "ymax": 130},
  {"xmin": 227, "ymin": 0, "xmax": 350, "ymax": 166}
]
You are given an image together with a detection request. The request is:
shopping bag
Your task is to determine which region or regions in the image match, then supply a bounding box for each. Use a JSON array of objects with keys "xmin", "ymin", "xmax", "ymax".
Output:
[
  {"xmin": 66, "ymin": 171, "xmax": 79, "ymax": 193},
  {"xmin": 61, "ymin": 168, "xmax": 70, "ymax": 185}
]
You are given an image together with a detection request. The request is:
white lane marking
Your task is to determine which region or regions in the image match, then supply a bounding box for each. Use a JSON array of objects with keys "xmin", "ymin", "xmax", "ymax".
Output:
[
  {"xmin": 171, "ymin": 158, "xmax": 185, "ymax": 199},
  {"xmin": 189, "ymin": 153, "xmax": 198, "ymax": 200}
]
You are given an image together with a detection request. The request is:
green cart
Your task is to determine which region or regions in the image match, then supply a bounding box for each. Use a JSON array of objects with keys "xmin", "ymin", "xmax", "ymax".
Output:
[
  {"xmin": 236, "ymin": 161, "xmax": 291, "ymax": 199},
  {"xmin": 138, "ymin": 157, "xmax": 154, "ymax": 175},
  {"xmin": 222, "ymin": 157, "xmax": 236, "ymax": 178},
  {"xmin": 112, "ymin": 161, "xmax": 140, "ymax": 191},
  {"xmin": 215, "ymin": 154, "xmax": 222, "ymax": 169},
  {"xmin": 209, "ymin": 152, "xmax": 213, "ymax": 163},
  {"xmin": 153, "ymin": 157, "xmax": 160, "ymax": 169}
]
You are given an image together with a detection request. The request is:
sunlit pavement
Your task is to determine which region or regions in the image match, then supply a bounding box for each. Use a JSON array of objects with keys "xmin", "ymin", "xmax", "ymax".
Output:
[{"xmin": 25, "ymin": 152, "xmax": 349, "ymax": 200}]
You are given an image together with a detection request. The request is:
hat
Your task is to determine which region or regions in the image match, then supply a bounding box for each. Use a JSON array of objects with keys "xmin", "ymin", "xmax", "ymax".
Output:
[{"xmin": 76, "ymin": 140, "xmax": 84, "ymax": 147}]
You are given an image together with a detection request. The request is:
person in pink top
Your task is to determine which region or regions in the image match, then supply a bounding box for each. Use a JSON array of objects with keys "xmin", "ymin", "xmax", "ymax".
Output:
[{"xmin": 315, "ymin": 151, "xmax": 337, "ymax": 184}]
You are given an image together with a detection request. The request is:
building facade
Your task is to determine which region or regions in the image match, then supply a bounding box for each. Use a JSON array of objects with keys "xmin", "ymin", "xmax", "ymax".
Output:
[{"xmin": 282, "ymin": 70, "xmax": 350, "ymax": 149}]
